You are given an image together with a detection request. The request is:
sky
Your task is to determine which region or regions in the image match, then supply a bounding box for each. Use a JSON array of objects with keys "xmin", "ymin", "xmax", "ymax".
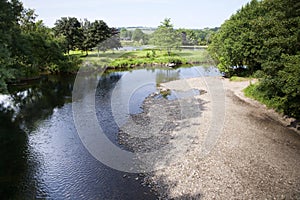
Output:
[{"xmin": 21, "ymin": 0, "xmax": 250, "ymax": 29}]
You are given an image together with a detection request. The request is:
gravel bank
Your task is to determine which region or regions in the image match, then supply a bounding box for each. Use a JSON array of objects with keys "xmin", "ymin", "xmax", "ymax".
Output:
[{"xmin": 118, "ymin": 77, "xmax": 300, "ymax": 199}]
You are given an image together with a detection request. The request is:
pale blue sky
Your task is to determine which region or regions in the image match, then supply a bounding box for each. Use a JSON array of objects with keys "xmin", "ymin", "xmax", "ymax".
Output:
[{"xmin": 21, "ymin": 0, "xmax": 250, "ymax": 29}]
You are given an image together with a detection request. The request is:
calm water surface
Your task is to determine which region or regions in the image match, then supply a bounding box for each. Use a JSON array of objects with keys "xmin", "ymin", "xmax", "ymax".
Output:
[{"xmin": 0, "ymin": 66, "xmax": 220, "ymax": 199}]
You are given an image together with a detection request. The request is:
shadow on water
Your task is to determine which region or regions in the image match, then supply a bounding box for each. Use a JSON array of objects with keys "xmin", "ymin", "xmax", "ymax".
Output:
[
  {"xmin": 0, "ymin": 110, "xmax": 28, "ymax": 199},
  {"xmin": 0, "ymin": 75, "xmax": 76, "ymax": 199},
  {"xmin": 0, "ymin": 74, "xmax": 158, "ymax": 199},
  {"xmin": 0, "ymin": 66, "xmax": 221, "ymax": 199}
]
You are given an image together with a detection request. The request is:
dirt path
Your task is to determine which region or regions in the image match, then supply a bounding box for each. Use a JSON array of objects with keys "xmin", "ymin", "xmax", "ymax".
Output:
[{"xmin": 119, "ymin": 77, "xmax": 300, "ymax": 199}]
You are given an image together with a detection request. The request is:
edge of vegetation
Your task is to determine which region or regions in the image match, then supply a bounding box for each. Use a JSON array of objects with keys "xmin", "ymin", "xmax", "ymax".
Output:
[{"xmin": 209, "ymin": 0, "xmax": 300, "ymax": 119}]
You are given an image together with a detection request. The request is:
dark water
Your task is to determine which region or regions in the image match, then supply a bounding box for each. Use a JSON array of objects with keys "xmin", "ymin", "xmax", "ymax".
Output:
[{"xmin": 0, "ymin": 66, "xmax": 220, "ymax": 199}]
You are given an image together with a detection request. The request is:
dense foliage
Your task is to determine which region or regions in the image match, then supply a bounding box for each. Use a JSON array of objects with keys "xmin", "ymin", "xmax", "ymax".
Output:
[
  {"xmin": 209, "ymin": 0, "xmax": 300, "ymax": 118},
  {"xmin": 178, "ymin": 27, "xmax": 219, "ymax": 46},
  {"xmin": 0, "ymin": 0, "xmax": 122, "ymax": 93},
  {"xmin": 150, "ymin": 18, "xmax": 181, "ymax": 56},
  {"xmin": 0, "ymin": 0, "xmax": 80, "ymax": 93},
  {"xmin": 54, "ymin": 17, "xmax": 121, "ymax": 55},
  {"xmin": 120, "ymin": 27, "xmax": 218, "ymax": 46}
]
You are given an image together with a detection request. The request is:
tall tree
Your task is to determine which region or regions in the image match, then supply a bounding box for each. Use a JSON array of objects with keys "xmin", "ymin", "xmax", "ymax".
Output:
[
  {"xmin": 97, "ymin": 28, "xmax": 122, "ymax": 54},
  {"xmin": 0, "ymin": 0, "xmax": 22, "ymax": 92},
  {"xmin": 83, "ymin": 20, "xmax": 111, "ymax": 55},
  {"xmin": 132, "ymin": 29, "xmax": 145, "ymax": 44},
  {"xmin": 209, "ymin": 0, "xmax": 300, "ymax": 118},
  {"xmin": 120, "ymin": 28, "xmax": 132, "ymax": 40},
  {"xmin": 150, "ymin": 18, "xmax": 181, "ymax": 56},
  {"xmin": 178, "ymin": 29, "xmax": 198, "ymax": 45},
  {"xmin": 53, "ymin": 17, "xmax": 83, "ymax": 54}
]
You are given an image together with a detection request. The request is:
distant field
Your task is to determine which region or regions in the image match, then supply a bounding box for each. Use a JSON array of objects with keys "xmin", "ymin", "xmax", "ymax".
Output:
[{"xmin": 70, "ymin": 48, "xmax": 214, "ymax": 69}]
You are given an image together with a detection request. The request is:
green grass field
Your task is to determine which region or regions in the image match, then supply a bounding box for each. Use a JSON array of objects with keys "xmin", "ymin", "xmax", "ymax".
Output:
[{"xmin": 70, "ymin": 48, "xmax": 214, "ymax": 69}]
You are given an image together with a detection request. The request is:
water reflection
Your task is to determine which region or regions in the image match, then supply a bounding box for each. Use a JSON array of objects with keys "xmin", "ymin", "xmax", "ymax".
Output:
[
  {"xmin": 0, "ymin": 110, "xmax": 29, "ymax": 199},
  {"xmin": 0, "ymin": 66, "xmax": 221, "ymax": 199},
  {"xmin": 0, "ymin": 75, "xmax": 75, "ymax": 199},
  {"xmin": 156, "ymin": 69, "xmax": 180, "ymax": 85}
]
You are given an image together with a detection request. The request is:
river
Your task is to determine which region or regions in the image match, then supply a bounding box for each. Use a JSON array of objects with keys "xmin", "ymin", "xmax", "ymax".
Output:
[{"xmin": 0, "ymin": 66, "xmax": 220, "ymax": 199}]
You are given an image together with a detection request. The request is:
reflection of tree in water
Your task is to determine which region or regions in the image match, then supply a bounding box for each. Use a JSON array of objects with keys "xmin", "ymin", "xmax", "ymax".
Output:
[
  {"xmin": 0, "ymin": 109, "xmax": 28, "ymax": 199},
  {"xmin": 156, "ymin": 69, "xmax": 180, "ymax": 85},
  {"xmin": 0, "ymin": 75, "xmax": 76, "ymax": 199},
  {"xmin": 8, "ymin": 75, "xmax": 76, "ymax": 130},
  {"xmin": 95, "ymin": 72, "xmax": 123, "ymax": 143},
  {"xmin": 97, "ymin": 72, "xmax": 123, "ymax": 91}
]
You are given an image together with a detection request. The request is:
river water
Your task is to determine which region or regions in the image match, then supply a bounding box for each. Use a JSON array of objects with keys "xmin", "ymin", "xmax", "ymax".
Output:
[{"xmin": 0, "ymin": 66, "xmax": 220, "ymax": 199}]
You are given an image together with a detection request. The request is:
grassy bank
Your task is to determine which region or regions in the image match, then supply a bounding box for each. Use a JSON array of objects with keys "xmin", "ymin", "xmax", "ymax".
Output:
[
  {"xmin": 72, "ymin": 49, "xmax": 214, "ymax": 69},
  {"xmin": 229, "ymin": 76, "xmax": 253, "ymax": 82},
  {"xmin": 244, "ymin": 83, "xmax": 284, "ymax": 114}
]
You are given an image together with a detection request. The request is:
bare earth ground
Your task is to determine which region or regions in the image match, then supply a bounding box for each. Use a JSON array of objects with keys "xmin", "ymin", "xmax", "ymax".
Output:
[{"xmin": 118, "ymin": 77, "xmax": 300, "ymax": 199}]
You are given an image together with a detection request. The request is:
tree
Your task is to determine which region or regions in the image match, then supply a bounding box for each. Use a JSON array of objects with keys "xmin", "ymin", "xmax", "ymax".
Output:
[
  {"xmin": 0, "ymin": 0, "xmax": 23, "ymax": 92},
  {"xmin": 97, "ymin": 28, "xmax": 122, "ymax": 54},
  {"xmin": 120, "ymin": 28, "xmax": 132, "ymax": 40},
  {"xmin": 79, "ymin": 19, "xmax": 111, "ymax": 55},
  {"xmin": 150, "ymin": 18, "xmax": 181, "ymax": 56},
  {"xmin": 132, "ymin": 29, "xmax": 146, "ymax": 44},
  {"xmin": 53, "ymin": 17, "xmax": 83, "ymax": 54},
  {"xmin": 209, "ymin": 0, "xmax": 300, "ymax": 118},
  {"xmin": 0, "ymin": 1, "xmax": 82, "ymax": 93}
]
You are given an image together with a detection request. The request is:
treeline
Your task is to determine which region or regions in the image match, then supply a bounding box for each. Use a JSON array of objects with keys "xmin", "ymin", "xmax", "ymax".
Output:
[
  {"xmin": 179, "ymin": 27, "xmax": 219, "ymax": 46},
  {"xmin": 54, "ymin": 18, "xmax": 121, "ymax": 55},
  {"xmin": 0, "ymin": 0, "xmax": 119, "ymax": 93},
  {"xmin": 0, "ymin": 0, "xmax": 74, "ymax": 93},
  {"xmin": 209, "ymin": 0, "xmax": 300, "ymax": 118},
  {"xmin": 120, "ymin": 27, "xmax": 218, "ymax": 46}
]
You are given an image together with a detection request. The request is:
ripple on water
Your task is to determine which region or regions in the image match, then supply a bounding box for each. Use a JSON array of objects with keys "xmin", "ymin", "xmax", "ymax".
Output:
[
  {"xmin": 4, "ymin": 66, "xmax": 220, "ymax": 199},
  {"xmin": 28, "ymin": 104, "xmax": 157, "ymax": 199}
]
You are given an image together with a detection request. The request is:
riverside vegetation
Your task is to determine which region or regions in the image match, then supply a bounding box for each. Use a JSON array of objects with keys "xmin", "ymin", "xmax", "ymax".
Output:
[
  {"xmin": 209, "ymin": 0, "xmax": 300, "ymax": 119},
  {"xmin": 0, "ymin": 0, "xmax": 217, "ymax": 93},
  {"xmin": 1, "ymin": 0, "xmax": 298, "ymax": 120},
  {"xmin": 74, "ymin": 48, "xmax": 213, "ymax": 69}
]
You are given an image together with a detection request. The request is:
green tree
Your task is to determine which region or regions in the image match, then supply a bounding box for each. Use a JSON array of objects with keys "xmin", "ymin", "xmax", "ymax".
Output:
[
  {"xmin": 209, "ymin": 0, "xmax": 300, "ymax": 118},
  {"xmin": 53, "ymin": 17, "xmax": 83, "ymax": 54},
  {"xmin": 0, "ymin": 1, "xmax": 82, "ymax": 93},
  {"xmin": 79, "ymin": 19, "xmax": 111, "ymax": 55},
  {"xmin": 120, "ymin": 28, "xmax": 132, "ymax": 40},
  {"xmin": 132, "ymin": 29, "xmax": 146, "ymax": 44},
  {"xmin": 150, "ymin": 18, "xmax": 181, "ymax": 56},
  {"xmin": 178, "ymin": 29, "xmax": 198, "ymax": 45},
  {"xmin": 0, "ymin": 0, "xmax": 22, "ymax": 92},
  {"xmin": 97, "ymin": 28, "xmax": 122, "ymax": 54}
]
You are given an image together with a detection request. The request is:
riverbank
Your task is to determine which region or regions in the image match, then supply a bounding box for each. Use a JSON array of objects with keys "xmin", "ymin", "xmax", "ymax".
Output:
[
  {"xmin": 118, "ymin": 77, "xmax": 300, "ymax": 199},
  {"xmin": 8, "ymin": 49, "xmax": 212, "ymax": 88},
  {"xmin": 79, "ymin": 49, "xmax": 214, "ymax": 69}
]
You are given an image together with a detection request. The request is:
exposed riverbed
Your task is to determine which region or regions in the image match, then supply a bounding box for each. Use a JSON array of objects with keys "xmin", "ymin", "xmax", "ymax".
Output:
[
  {"xmin": 119, "ymin": 77, "xmax": 300, "ymax": 199},
  {"xmin": 0, "ymin": 66, "xmax": 219, "ymax": 199}
]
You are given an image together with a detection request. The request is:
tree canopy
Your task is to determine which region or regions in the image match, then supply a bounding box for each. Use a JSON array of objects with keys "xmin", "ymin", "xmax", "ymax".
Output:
[
  {"xmin": 0, "ymin": 0, "xmax": 80, "ymax": 93},
  {"xmin": 209, "ymin": 0, "xmax": 300, "ymax": 118},
  {"xmin": 0, "ymin": 0, "xmax": 122, "ymax": 93},
  {"xmin": 150, "ymin": 18, "xmax": 181, "ymax": 55},
  {"xmin": 53, "ymin": 17, "xmax": 83, "ymax": 54},
  {"xmin": 97, "ymin": 28, "xmax": 122, "ymax": 53},
  {"xmin": 79, "ymin": 19, "xmax": 111, "ymax": 55}
]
